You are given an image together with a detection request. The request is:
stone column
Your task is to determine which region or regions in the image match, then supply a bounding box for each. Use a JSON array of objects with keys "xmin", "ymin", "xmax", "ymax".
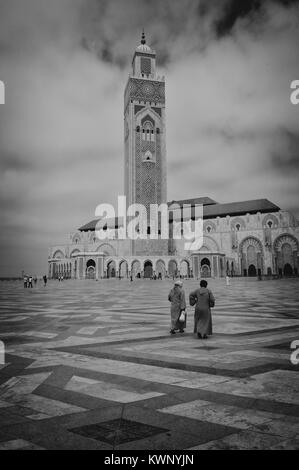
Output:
[
  {"xmin": 294, "ymin": 251, "xmax": 298, "ymax": 275},
  {"xmin": 213, "ymin": 256, "xmax": 218, "ymax": 277},
  {"xmin": 52, "ymin": 263, "xmax": 56, "ymax": 279},
  {"xmin": 219, "ymin": 257, "xmax": 223, "ymax": 277},
  {"xmin": 97, "ymin": 257, "xmax": 103, "ymax": 279},
  {"xmin": 193, "ymin": 256, "xmax": 199, "ymax": 278},
  {"xmin": 82, "ymin": 257, "xmax": 86, "ymax": 279},
  {"xmin": 78, "ymin": 257, "xmax": 84, "ymax": 279}
]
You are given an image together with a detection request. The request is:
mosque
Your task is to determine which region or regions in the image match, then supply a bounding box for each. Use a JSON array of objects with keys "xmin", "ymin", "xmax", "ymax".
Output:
[{"xmin": 48, "ymin": 33, "xmax": 299, "ymax": 280}]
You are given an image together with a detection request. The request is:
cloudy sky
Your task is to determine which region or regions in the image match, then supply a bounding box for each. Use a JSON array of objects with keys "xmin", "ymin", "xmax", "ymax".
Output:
[{"xmin": 0, "ymin": 0, "xmax": 298, "ymax": 276}]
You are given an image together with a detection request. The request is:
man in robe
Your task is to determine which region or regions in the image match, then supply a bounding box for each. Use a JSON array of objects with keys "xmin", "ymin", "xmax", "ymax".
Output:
[
  {"xmin": 168, "ymin": 280, "xmax": 186, "ymax": 334},
  {"xmin": 189, "ymin": 279, "xmax": 215, "ymax": 339}
]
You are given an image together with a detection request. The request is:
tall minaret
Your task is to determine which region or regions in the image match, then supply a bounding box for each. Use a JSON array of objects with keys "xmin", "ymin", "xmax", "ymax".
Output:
[{"xmin": 124, "ymin": 32, "xmax": 167, "ymax": 221}]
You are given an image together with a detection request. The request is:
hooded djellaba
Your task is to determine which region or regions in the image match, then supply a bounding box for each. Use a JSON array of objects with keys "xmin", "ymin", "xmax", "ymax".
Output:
[
  {"xmin": 189, "ymin": 279, "xmax": 215, "ymax": 339},
  {"xmin": 168, "ymin": 280, "xmax": 186, "ymax": 334}
]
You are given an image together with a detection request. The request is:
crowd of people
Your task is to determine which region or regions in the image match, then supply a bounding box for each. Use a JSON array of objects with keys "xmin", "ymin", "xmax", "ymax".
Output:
[{"xmin": 168, "ymin": 279, "xmax": 215, "ymax": 339}]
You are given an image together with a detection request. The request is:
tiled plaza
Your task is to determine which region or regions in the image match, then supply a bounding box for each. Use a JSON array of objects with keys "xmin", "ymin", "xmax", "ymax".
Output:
[{"xmin": 0, "ymin": 277, "xmax": 298, "ymax": 450}]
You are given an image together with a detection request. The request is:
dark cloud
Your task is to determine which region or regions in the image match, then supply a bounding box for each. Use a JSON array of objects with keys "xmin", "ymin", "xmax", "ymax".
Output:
[
  {"xmin": 216, "ymin": 0, "xmax": 299, "ymax": 36},
  {"xmin": 216, "ymin": 0, "xmax": 262, "ymax": 36}
]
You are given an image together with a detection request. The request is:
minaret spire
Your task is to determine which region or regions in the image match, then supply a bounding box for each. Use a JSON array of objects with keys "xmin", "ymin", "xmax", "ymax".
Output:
[{"xmin": 141, "ymin": 29, "xmax": 146, "ymax": 45}]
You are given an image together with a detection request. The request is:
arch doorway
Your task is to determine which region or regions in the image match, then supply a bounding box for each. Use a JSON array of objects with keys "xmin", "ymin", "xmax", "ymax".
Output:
[
  {"xmin": 283, "ymin": 263, "xmax": 293, "ymax": 276},
  {"xmin": 119, "ymin": 260, "xmax": 128, "ymax": 278},
  {"xmin": 86, "ymin": 259, "xmax": 96, "ymax": 279},
  {"xmin": 131, "ymin": 260, "xmax": 141, "ymax": 278},
  {"xmin": 240, "ymin": 237, "xmax": 264, "ymax": 277},
  {"xmin": 168, "ymin": 260, "xmax": 177, "ymax": 278},
  {"xmin": 180, "ymin": 260, "xmax": 189, "ymax": 277},
  {"xmin": 144, "ymin": 261, "xmax": 153, "ymax": 278},
  {"xmin": 156, "ymin": 260, "xmax": 166, "ymax": 279},
  {"xmin": 201, "ymin": 258, "xmax": 211, "ymax": 278},
  {"xmin": 107, "ymin": 260, "xmax": 116, "ymax": 278},
  {"xmin": 248, "ymin": 264, "xmax": 257, "ymax": 277}
]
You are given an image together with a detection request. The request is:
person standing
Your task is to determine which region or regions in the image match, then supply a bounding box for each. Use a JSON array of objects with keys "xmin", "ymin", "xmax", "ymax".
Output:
[
  {"xmin": 168, "ymin": 280, "xmax": 186, "ymax": 334},
  {"xmin": 226, "ymin": 275, "xmax": 230, "ymax": 286},
  {"xmin": 189, "ymin": 279, "xmax": 215, "ymax": 339},
  {"xmin": 23, "ymin": 275, "xmax": 28, "ymax": 288},
  {"xmin": 28, "ymin": 275, "xmax": 33, "ymax": 288},
  {"xmin": 43, "ymin": 275, "xmax": 47, "ymax": 287}
]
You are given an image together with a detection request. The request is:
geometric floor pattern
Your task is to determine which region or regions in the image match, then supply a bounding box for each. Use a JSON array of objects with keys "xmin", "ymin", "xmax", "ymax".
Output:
[{"xmin": 0, "ymin": 277, "xmax": 298, "ymax": 450}]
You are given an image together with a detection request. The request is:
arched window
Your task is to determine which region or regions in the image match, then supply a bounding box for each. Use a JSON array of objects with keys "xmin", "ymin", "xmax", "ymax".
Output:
[
  {"xmin": 236, "ymin": 223, "xmax": 241, "ymax": 231},
  {"xmin": 267, "ymin": 221, "xmax": 273, "ymax": 228},
  {"xmin": 136, "ymin": 126, "xmax": 140, "ymax": 132},
  {"xmin": 142, "ymin": 121, "xmax": 155, "ymax": 142},
  {"xmin": 156, "ymin": 128, "xmax": 160, "ymax": 134}
]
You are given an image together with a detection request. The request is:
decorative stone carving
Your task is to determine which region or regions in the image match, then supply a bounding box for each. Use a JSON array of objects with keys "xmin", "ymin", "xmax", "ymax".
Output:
[
  {"xmin": 273, "ymin": 234, "xmax": 298, "ymax": 252},
  {"xmin": 239, "ymin": 236, "xmax": 263, "ymax": 254},
  {"xmin": 231, "ymin": 230, "xmax": 238, "ymax": 249},
  {"xmin": 264, "ymin": 227, "xmax": 272, "ymax": 248},
  {"xmin": 125, "ymin": 78, "xmax": 165, "ymax": 108}
]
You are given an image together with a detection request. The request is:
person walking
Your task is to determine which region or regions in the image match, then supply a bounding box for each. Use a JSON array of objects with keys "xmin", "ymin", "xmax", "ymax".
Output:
[
  {"xmin": 43, "ymin": 275, "xmax": 47, "ymax": 287},
  {"xmin": 226, "ymin": 274, "xmax": 230, "ymax": 286},
  {"xmin": 23, "ymin": 275, "xmax": 28, "ymax": 288},
  {"xmin": 168, "ymin": 280, "xmax": 186, "ymax": 335},
  {"xmin": 28, "ymin": 275, "xmax": 33, "ymax": 288},
  {"xmin": 189, "ymin": 279, "xmax": 215, "ymax": 339}
]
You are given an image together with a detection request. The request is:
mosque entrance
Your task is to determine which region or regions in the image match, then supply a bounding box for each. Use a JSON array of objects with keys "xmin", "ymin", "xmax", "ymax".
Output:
[
  {"xmin": 144, "ymin": 261, "xmax": 153, "ymax": 278},
  {"xmin": 200, "ymin": 258, "xmax": 211, "ymax": 278},
  {"xmin": 283, "ymin": 263, "xmax": 293, "ymax": 276},
  {"xmin": 248, "ymin": 264, "xmax": 257, "ymax": 277},
  {"xmin": 86, "ymin": 259, "xmax": 96, "ymax": 279},
  {"xmin": 107, "ymin": 260, "xmax": 116, "ymax": 278}
]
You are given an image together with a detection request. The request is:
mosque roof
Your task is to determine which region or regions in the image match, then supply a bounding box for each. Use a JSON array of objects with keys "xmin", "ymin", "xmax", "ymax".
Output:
[
  {"xmin": 79, "ymin": 217, "xmax": 123, "ymax": 232},
  {"xmin": 78, "ymin": 198, "xmax": 280, "ymax": 231},
  {"xmin": 168, "ymin": 197, "xmax": 217, "ymax": 207},
  {"xmin": 202, "ymin": 199, "xmax": 280, "ymax": 219}
]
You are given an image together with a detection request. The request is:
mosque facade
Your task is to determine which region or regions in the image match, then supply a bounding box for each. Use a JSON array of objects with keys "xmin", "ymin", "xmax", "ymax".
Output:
[{"xmin": 48, "ymin": 34, "xmax": 299, "ymax": 280}]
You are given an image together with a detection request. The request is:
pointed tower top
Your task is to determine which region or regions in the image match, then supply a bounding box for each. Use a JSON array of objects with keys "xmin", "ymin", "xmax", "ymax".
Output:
[{"xmin": 136, "ymin": 30, "xmax": 153, "ymax": 54}]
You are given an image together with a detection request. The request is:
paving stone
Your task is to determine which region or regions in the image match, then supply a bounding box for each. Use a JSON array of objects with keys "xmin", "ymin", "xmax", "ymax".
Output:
[{"xmin": 0, "ymin": 278, "xmax": 299, "ymax": 449}]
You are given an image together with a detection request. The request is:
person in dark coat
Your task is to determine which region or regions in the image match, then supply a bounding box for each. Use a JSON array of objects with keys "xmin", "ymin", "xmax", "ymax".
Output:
[
  {"xmin": 168, "ymin": 280, "xmax": 187, "ymax": 334},
  {"xmin": 189, "ymin": 279, "xmax": 215, "ymax": 339}
]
